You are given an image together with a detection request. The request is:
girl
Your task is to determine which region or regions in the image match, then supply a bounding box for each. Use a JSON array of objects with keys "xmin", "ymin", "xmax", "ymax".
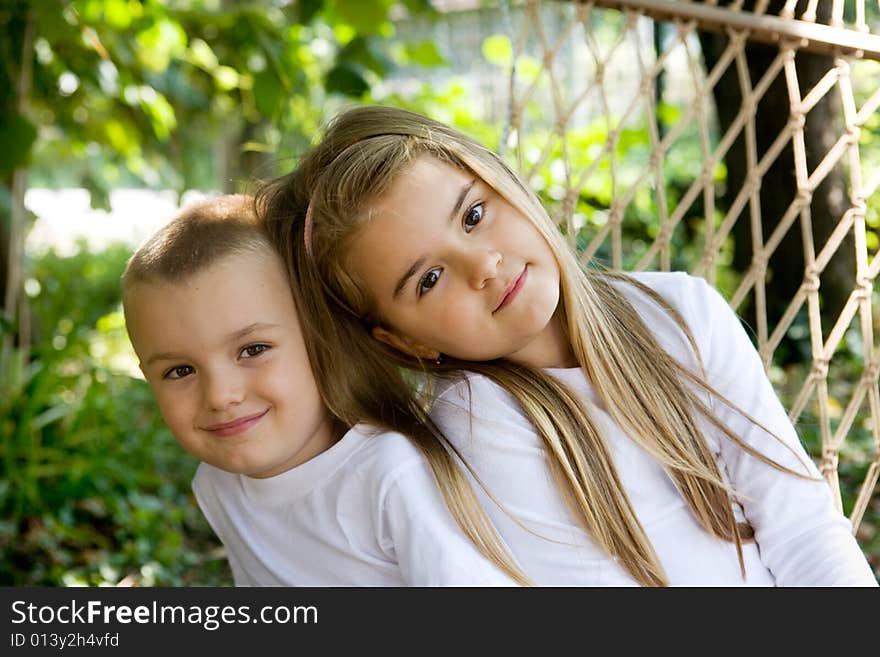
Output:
[{"xmin": 257, "ymin": 105, "xmax": 877, "ymax": 586}]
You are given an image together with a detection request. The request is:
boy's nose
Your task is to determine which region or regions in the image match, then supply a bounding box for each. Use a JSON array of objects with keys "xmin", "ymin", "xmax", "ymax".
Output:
[{"xmin": 465, "ymin": 249, "xmax": 502, "ymax": 290}]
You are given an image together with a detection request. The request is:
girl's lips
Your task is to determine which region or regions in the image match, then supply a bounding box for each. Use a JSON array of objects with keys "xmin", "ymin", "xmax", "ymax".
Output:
[
  {"xmin": 203, "ymin": 409, "xmax": 269, "ymax": 437},
  {"xmin": 494, "ymin": 266, "xmax": 528, "ymax": 313}
]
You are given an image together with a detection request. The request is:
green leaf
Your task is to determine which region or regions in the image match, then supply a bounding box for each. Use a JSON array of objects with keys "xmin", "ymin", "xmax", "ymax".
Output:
[
  {"xmin": 103, "ymin": 0, "xmax": 134, "ymax": 29},
  {"xmin": 482, "ymin": 34, "xmax": 512, "ymax": 67},
  {"xmin": 188, "ymin": 39, "xmax": 219, "ymax": 72},
  {"xmin": 213, "ymin": 66, "xmax": 240, "ymax": 91},
  {"xmin": 333, "ymin": 22, "xmax": 356, "ymax": 45},
  {"xmin": 325, "ymin": 63, "xmax": 369, "ymax": 97},
  {"xmin": 253, "ymin": 70, "xmax": 283, "ymax": 118},
  {"xmin": 38, "ymin": 7, "xmax": 75, "ymax": 43},
  {"xmin": 0, "ymin": 115, "xmax": 37, "ymax": 176},
  {"xmin": 136, "ymin": 19, "xmax": 187, "ymax": 74},
  {"xmin": 140, "ymin": 89, "xmax": 177, "ymax": 139},
  {"xmin": 515, "ymin": 54, "xmax": 542, "ymax": 83},
  {"xmin": 335, "ymin": 0, "xmax": 389, "ymax": 35},
  {"xmin": 401, "ymin": 40, "xmax": 445, "ymax": 67},
  {"xmin": 32, "ymin": 405, "xmax": 72, "ymax": 431},
  {"xmin": 401, "ymin": 0, "xmax": 437, "ymax": 15},
  {"xmin": 656, "ymin": 102, "xmax": 682, "ymax": 126},
  {"xmin": 297, "ymin": 0, "xmax": 324, "ymax": 24},
  {"xmin": 338, "ymin": 36, "xmax": 390, "ymax": 76},
  {"xmin": 96, "ymin": 311, "xmax": 125, "ymax": 333},
  {"xmin": 104, "ymin": 119, "xmax": 134, "ymax": 154}
]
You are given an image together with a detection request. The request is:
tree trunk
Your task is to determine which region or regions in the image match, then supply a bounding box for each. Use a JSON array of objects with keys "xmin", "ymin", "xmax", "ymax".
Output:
[
  {"xmin": 654, "ymin": 21, "xmax": 667, "ymax": 142},
  {"xmin": 215, "ymin": 0, "xmax": 275, "ymax": 194},
  {"xmin": 1, "ymin": 3, "xmax": 34, "ymax": 374},
  {"xmin": 697, "ymin": 1, "xmax": 853, "ymax": 345},
  {"xmin": 219, "ymin": 119, "xmax": 275, "ymax": 194}
]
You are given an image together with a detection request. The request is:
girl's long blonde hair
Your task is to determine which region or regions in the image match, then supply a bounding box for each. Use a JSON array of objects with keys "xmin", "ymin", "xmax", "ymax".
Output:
[{"xmin": 257, "ymin": 104, "xmax": 812, "ymax": 587}]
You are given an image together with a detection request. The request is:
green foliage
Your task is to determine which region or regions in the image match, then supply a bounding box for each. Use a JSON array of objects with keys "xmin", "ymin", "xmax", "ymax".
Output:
[
  {"xmin": 0, "ymin": 113, "xmax": 36, "ymax": 176},
  {"xmin": 6, "ymin": 0, "xmax": 440, "ymax": 200},
  {"xmin": 28, "ymin": 241, "xmax": 132, "ymax": 338},
  {"xmin": 482, "ymin": 34, "xmax": 512, "ymax": 67},
  {"xmin": 1, "ymin": 244, "xmax": 230, "ymax": 585}
]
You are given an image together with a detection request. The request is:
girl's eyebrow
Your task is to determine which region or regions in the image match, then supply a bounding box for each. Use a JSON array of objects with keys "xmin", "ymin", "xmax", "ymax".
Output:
[
  {"xmin": 229, "ymin": 322, "xmax": 279, "ymax": 341},
  {"xmin": 391, "ymin": 179, "xmax": 476, "ymax": 300},
  {"xmin": 450, "ymin": 179, "xmax": 476, "ymax": 221},
  {"xmin": 393, "ymin": 256, "xmax": 426, "ymax": 300}
]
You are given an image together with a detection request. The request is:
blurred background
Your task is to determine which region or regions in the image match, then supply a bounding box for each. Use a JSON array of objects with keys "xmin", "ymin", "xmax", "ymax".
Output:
[{"xmin": 2, "ymin": 0, "xmax": 878, "ymax": 586}]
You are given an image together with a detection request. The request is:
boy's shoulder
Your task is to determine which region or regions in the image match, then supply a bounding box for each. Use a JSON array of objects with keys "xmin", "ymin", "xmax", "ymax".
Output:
[
  {"xmin": 343, "ymin": 423, "xmax": 434, "ymax": 482},
  {"xmin": 192, "ymin": 424, "xmax": 432, "ymax": 502},
  {"xmin": 192, "ymin": 459, "xmax": 234, "ymax": 492}
]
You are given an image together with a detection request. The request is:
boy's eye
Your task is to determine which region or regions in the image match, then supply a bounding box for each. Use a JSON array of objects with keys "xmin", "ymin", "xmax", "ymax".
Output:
[
  {"xmin": 463, "ymin": 202, "xmax": 484, "ymax": 232},
  {"xmin": 240, "ymin": 343, "xmax": 270, "ymax": 358},
  {"xmin": 164, "ymin": 365, "xmax": 194, "ymax": 380},
  {"xmin": 418, "ymin": 268, "xmax": 442, "ymax": 297}
]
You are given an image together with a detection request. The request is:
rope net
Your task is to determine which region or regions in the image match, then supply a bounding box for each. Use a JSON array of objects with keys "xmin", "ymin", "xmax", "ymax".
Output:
[{"xmin": 493, "ymin": 0, "xmax": 880, "ymax": 538}]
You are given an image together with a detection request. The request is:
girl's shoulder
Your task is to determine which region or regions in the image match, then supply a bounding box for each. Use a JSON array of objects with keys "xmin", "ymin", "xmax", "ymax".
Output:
[
  {"xmin": 432, "ymin": 371, "xmax": 529, "ymax": 422},
  {"xmin": 429, "ymin": 272, "xmax": 737, "ymax": 430},
  {"xmin": 611, "ymin": 270, "xmax": 722, "ymax": 319},
  {"xmin": 608, "ymin": 270, "xmax": 733, "ymax": 354}
]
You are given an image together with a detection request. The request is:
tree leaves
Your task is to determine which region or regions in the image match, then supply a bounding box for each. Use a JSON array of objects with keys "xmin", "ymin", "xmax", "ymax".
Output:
[
  {"xmin": 334, "ymin": 0, "xmax": 391, "ymax": 36},
  {"xmin": 0, "ymin": 114, "xmax": 37, "ymax": 176},
  {"xmin": 5, "ymin": 0, "xmax": 439, "ymax": 195},
  {"xmin": 296, "ymin": 0, "xmax": 325, "ymax": 25},
  {"xmin": 325, "ymin": 63, "xmax": 369, "ymax": 97},
  {"xmin": 135, "ymin": 19, "xmax": 187, "ymax": 74}
]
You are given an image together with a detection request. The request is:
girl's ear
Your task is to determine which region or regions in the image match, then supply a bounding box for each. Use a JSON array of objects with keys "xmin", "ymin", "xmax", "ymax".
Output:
[{"xmin": 371, "ymin": 326, "xmax": 440, "ymax": 361}]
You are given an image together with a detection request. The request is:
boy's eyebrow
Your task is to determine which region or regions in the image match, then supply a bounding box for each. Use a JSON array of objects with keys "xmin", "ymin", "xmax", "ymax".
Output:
[
  {"xmin": 145, "ymin": 352, "xmax": 182, "ymax": 366},
  {"xmin": 391, "ymin": 179, "xmax": 475, "ymax": 300},
  {"xmin": 144, "ymin": 322, "xmax": 280, "ymax": 365}
]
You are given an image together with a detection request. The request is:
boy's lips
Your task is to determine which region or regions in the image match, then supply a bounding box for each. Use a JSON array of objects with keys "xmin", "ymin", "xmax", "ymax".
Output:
[
  {"xmin": 203, "ymin": 409, "xmax": 269, "ymax": 437},
  {"xmin": 494, "ymin": 266, "xmax": 527, "ymax": 313}
]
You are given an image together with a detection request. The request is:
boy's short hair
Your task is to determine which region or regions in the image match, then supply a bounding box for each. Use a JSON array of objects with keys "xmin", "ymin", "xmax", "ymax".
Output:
[{"xmin": 122, "ymin": 194, "xmax": 268, "ymax": 293}]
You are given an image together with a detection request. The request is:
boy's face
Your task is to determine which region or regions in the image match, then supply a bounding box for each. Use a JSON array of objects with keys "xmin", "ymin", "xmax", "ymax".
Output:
[{"xmin": 126, "ymin": 250, "xmax": 334, "ymax": 478}]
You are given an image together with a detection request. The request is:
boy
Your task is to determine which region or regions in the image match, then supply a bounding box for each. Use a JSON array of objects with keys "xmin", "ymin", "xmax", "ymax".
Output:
[{"xmin": 122, "ymin": 194, "xmax": 515, "ymax": 586}]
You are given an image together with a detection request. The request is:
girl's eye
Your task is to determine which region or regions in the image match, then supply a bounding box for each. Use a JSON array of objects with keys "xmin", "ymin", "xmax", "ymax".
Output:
[
  {"xmin": 463, "ymin": 202, "xmax": 484, "ymax": 232},
  {"xmin": 418, "ymin": 268, "xmax": 442, "ymax": 297},
  {"xmin": 240, "ymin": 343, "xmax": 270, "ymax": 359},
  {"xmin": 164, "ymin": 365, "xmax": 194, "ymax": 380}
]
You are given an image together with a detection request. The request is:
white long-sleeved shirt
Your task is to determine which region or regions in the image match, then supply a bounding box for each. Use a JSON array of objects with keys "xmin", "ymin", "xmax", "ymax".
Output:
[
  {"xmin": 192, "ymin": 425, "xmax": 517, "ymax": 586},
  {"xmin": 430, "ymin": 272, "xmax": 878, "ymax": 586}
]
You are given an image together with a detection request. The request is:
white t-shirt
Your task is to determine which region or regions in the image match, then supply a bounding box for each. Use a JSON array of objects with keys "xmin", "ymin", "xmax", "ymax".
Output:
[
  {"xmin": 192, "ymin": 424, "xmax": 517, "ymax": 586},
  {"xmin": 430, "ymin": 271, "xmax": 878, "ymax": 586}
]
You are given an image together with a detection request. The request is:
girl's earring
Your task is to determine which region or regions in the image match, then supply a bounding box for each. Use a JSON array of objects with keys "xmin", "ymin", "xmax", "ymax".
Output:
[{"xmin": 435, "ymin": 353, "xmax": 444, "ymax": 366}]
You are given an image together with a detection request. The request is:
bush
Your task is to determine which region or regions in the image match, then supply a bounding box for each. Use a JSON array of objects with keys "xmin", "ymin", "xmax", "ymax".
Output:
[{"xmin": 0, "ymin": 242, "xmax": 231, "ymax": 586}]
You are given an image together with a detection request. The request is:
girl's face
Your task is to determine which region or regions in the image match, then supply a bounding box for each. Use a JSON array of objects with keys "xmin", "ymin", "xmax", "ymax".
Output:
[{"xmin": 347, "ymin": 155, "xmax": 572, "ymax": 368}]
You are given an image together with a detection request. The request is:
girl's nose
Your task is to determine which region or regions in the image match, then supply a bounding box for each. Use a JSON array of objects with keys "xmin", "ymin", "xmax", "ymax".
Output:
[
  {"xmin": 203, "ymin": 371, "xmax": 246, "ymax": 411},
  {"xmin": 466, "ymin": 249, "xmax": 503, "ymax": 290}
]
